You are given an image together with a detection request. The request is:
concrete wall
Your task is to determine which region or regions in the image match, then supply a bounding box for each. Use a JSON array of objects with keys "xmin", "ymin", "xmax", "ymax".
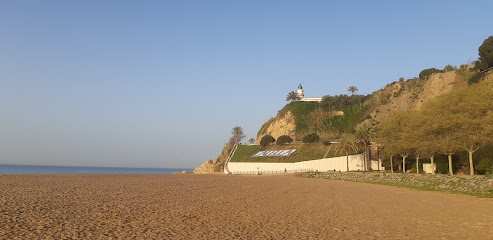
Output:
[{"xmin": 227, "ymin": 154, "xmax": 384, "ymax": 174}]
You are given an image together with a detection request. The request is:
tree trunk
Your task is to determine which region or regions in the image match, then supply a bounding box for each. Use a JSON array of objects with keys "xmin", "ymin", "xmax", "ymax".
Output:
[
  {"xmin": 448, "ymin": 154, "xmax": 453, "ymax": 176},
  {"xmin": 346, "ymin": 152, "xmax": 349, "ymax": 172},
  {"xmin": 468, "ymin": 151, "xmax": 474, "ymax": 176},
  {"xmin": 390, "ymin": 156, "xmax": 394, "ymax": 173},
  {"xmin": 402, "ymin": 156, "xmax": 407, "ymax": 173},
  {"xmin": 430, "ymin": 155, "xmax": 435, "ymax": 175},
  {"xmin": 416, "ymin": 156, "xmax": 420, "ymax": 174},
  {"xmin": 363, "ymin": 143, "xmax": 367, "ymax": 171},
  {"xmin": 377, "ymin": 148, "xmax": 380, "ymax": 171}
]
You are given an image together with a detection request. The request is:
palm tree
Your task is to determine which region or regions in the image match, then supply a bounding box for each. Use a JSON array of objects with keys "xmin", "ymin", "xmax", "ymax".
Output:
[
  {"xmin": 356, "ymin": 124, "xmax": 375, "ymax": 171},
  {"xmin": 231, "ymin": 126, "xmax": 245, "ymax": 144},
  {"xmin": 348, "ymin": 86, "xmax": 358, "ymax": 95},
  {"xmin": 335, "ymin": 134, "xmax": 359, "ymax": 172},
  {"xmin": 286, "ymin": 91, "xmax": 300, "ymax": 102}
]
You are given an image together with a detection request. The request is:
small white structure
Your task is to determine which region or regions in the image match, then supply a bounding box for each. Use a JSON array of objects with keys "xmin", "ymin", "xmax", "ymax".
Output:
[
  {"xmin": 297, "ymin": 84, "xmax": 323, "ymax": 102},
  {"xmin": 422, "ymin": 163, "xmax": 436, "ymax": 174}
]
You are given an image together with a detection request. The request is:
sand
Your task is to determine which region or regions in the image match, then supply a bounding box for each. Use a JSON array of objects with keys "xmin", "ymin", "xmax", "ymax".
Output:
[{"xmin": 0, "ymin": 174, "xmax": 492, "ymax": 239}]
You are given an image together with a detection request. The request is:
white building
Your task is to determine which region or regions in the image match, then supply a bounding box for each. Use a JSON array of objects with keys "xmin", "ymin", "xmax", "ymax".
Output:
[{"xmin": 297, "ymin": 84, "xmax": 323, "ymax": 102}]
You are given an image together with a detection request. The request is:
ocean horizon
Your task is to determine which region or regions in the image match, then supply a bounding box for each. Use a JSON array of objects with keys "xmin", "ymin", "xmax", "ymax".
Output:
[{"xmin": 0, "ymin": 164, "xmax": 193, "ymax": 174}]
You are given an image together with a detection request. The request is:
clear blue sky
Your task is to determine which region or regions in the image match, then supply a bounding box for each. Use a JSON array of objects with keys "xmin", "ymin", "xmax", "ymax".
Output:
[{"xmin": 1, "ymin": 1, "xmax": 491, "ymax": 168}]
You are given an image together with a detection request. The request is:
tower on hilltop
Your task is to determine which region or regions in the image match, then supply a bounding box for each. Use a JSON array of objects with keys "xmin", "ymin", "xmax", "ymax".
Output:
[
  {"xmin": 296, "ymin": 84, "xmax": 322, "ymax": 102},
  {"xmin": 296, "ymin": 84, "xmax": 304, "ymax": 98}
]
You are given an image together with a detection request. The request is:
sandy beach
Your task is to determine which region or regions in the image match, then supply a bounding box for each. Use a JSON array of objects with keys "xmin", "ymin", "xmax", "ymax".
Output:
[{"xmin": 0, "ymin": 174, "xmax": 492, "ymax": 239}]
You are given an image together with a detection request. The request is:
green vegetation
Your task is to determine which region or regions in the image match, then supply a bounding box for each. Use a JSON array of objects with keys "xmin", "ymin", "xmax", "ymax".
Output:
[
  {"xmin": 476, "ymin": 157, "xmax": 493, "ymax": 174},
  {"xmin": 377, "ymin": 78, "xmax": 493, "ymax": 175},
  {"xmin": 419, "ymin": 68, "xmax": 442, "ymax": 80},
  {"xmin": 260, "ymin": 135, "xmax": 275, "ymax": 147},
  {"xmin": 276, "ymin": 135, "xmax": 293, "ymax": 145},
  {"xmin": 347, "ymin": 85, "xmax": 358, "ymax": 95},
  {"xmin": 443, "ymin": 64, "xmax": 457, "ymax": 71},
  {"xmin": 303, "ymin": 133, "xmax": 319, "ymax": 143},
  {"xmin": 230, "ymin": 144, "xmax": 345, "ymax": 163},
  {"xmin": 286, "ymin": 91, "xmax": 300, "ymax": 102},
  {"xmin": 477, "ymin": 36, "xmax": 493, "ymax": 71},
  {"xmin": 334, "ymin": 133, "xmax": 359, "ymax": 171}
]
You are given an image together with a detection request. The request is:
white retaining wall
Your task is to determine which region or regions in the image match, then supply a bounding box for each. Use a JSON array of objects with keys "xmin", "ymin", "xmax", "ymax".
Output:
[{"xmin": 228, "ymin": 154, "xmax": 384, "ymax": 174}]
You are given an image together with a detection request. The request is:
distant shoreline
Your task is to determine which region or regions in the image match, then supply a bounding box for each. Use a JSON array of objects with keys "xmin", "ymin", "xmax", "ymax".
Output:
[{"xmin": 0, "ymin": 164, "xmax": 192, "ymax": 174}]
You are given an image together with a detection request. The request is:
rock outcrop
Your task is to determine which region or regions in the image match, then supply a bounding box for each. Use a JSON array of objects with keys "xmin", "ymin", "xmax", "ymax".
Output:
[
  {"xmin": 256, "ymin": 111, "xmax": 296, "ymax": 143},
  {"xmin": 193, "ymin": 159, "xmax": 215, "ymax": 174}
]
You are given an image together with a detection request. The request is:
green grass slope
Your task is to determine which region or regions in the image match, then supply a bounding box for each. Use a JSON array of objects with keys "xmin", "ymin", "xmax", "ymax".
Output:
[
  {"xmin": 230, "ymin": 144, "xmax": 347, "ymax": 163},
  {"xmin": 258, "ymin": 101, "xmax": 369, "ymax": 139}
]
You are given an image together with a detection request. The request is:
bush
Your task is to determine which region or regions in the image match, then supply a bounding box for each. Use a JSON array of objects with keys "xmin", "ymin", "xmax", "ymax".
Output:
[
  {"xmin": 303, "ymin": 133, "xmax": 320, "ymax": 144},
  {"xmin": 476, "ymin": 158, "xmax": 493, "ymax": 174},
  {"xmin": 468, "ymin": 72, "xmax": 482, "ymax": 85},
  {"xmin": 322, "ymin": 140, "xmax": 332, "ymax": 146},
  {"xmin": 260, "ymin": 135, "xmax": 275, "ymax": 147},
  {"xmin": 443, "ymin": 65, "xmax": 457, "ymax": 72},
  {"xmin": 276, "ymin": 135, "xmax": 293, "ymax": 145},
  {"xmin": 419, "ymin": 68, "xmax": 442, "ymax": 80}
]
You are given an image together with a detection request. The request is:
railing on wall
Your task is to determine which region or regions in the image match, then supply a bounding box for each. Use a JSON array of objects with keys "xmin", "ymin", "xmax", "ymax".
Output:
[
  {"xmin": 230, "ymin": 168, "xmax": 314, "ymax": 175},
  {"xmin": 223, "ymin": 143, "xmax": 238, "ymax": 174}
]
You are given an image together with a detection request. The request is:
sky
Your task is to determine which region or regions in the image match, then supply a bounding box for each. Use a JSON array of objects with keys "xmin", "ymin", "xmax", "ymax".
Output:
[{"xmin": 1, "ymin": 1, "xmax": 492, "ymax": 168}]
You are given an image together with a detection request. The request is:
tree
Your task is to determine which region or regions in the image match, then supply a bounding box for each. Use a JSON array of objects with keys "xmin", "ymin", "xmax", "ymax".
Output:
[
  {"xmin": 356, "ymin": 124, "xmax": 375, "ymax": 171},
  {"xmin": 477, "ymin": 36, "xmax": 493, "ymax": 71},
  {"xmin": 347, "ymin": 86, "xmax": 358, "ymax": 95},
  {"xmin": 419, "ymin": 68, "xmax": 442, "ymax": 80},
  {"xmin": 303, "ymin": 133, "xmax": 320, "ymax": 144},
  {"xmin": 231, "ymin": 126, "xmax": 245, "ymax": 144},
  {"xmin": 276, "ymin": 135, "xmax": 293, "ymax": 145},
  {"xmin": 376, "ymin": 111, "xmax": 414, "ymax": 173},
  {"xmin": 248, "ymin": 138, "xmax": 256, "ymax": 144},
  {"xmin": 260, "ymin": 135, "xmax": 275, "ymax": 147},
  {"xmin": 399, "ymin": 77, "xmax": 405, "ymax": 82},
  {"xmin": 420, "ymin": 93, "xmax": 462, "ymax": 175},
  {"xmin": 335, "ymin": 133, "xmax": 359, "ymax": 172},
  {"xmin": 286, "ymin": 91, "xmax": 300, "ymax": 102}
]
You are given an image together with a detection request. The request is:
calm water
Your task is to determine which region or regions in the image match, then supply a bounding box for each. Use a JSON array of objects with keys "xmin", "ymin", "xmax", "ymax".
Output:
[{"xmin": 0, "ymin": 164, "xmax": 193, "ymax": 174}]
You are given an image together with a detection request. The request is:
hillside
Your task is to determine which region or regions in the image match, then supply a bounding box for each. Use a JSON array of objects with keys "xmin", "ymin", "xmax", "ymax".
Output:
[{"xmin": 257, "ymin": 69, "xmax": 473, "ymax": 143}]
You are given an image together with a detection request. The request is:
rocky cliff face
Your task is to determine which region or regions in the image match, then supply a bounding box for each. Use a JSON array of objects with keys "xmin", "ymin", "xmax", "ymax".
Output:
[
  {"xmin": 193, "ymin": 159, "xmax": 216, "ymax": 174},
  {"xmin": 256, "ymin": 111, "xmax": 296, "ymax": 144}
]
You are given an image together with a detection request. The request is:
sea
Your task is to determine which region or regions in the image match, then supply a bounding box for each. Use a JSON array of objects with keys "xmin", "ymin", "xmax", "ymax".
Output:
[{"xmin": 0, "ymin": 164, "xmax": 193, "ymax": 174}]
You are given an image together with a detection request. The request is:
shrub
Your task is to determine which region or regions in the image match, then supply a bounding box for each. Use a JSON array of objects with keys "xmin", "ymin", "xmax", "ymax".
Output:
[
  {"xmin": 303, "ymin": 133, "xmax": 320, "ymax": 143},
  {"xmin": 320, "ymin": 94, "xmax": 366, "ymax": 108},
  {"xmin": 322, "ymin": 140, "xmax": 332, "ymax": 146},
  {"xmin": 260, "ymin": 135, "xmax": 275, "ymax": 147},
  {"xmin": 276, "ymin": 135, "xmax": 293, "ymax": 145},
  {"xmin": 419, "ymin": 68, "xmax": 442, "ymax": 80},
  {"xmin": 468, "ymin": 72, "xmax": 482, "ymax": 85},
  {"xmin": 476, "ymin": 158, "xmax": 493, "ymax": 174},
  {"xmin": 443, "ymin": 65, "xmax": 457, "ymax": 72},
  {"xmin": 459, "ymin": 64, "xmax": 468, "ymax": 69}
]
